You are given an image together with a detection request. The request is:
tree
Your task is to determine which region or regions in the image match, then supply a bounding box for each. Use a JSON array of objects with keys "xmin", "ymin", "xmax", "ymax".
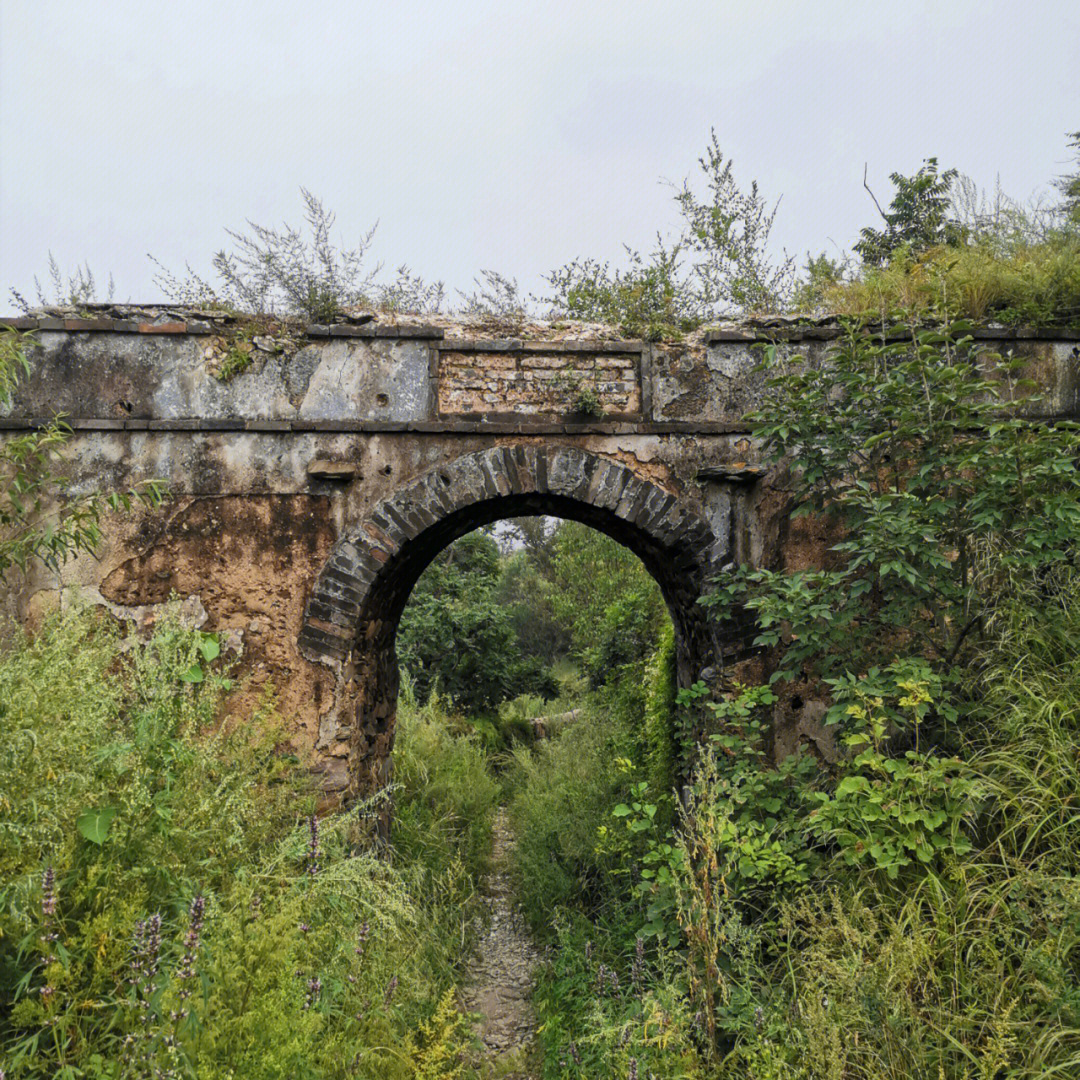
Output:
[
  {"xmin": 396, "ymin": 531, "xmax": 555, "ymax": 712},
  {"xmin": 1056, "ymin": 129, "xmax": 1080, "ymax": 226},
  {"xmin": 546, "ymin": 522, "xmax": 666, "ymax": 687},
  {"xmin": 704, "ymin": 319, "xmax": 1080, "ymax": 687},
  {"xmin": 494, "ymin": 548, "xmax": 569, "ymax": 666},
  {"xmin": 854, "ymin": 158, "xmax": 963, "ymax": 266}
]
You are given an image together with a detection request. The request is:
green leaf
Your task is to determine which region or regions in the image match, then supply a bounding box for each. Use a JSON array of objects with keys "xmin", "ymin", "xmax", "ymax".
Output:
[
  {"xmin": 199, "ymin": 635, "xmax": 221, "ymax": 662},
  {"xmin": 180, "ymin": 664, "xmax": 205, "ymax": 683},
  {"xmin": 77, "ymin": 806, "xmax": 118, "ymax": 846}
]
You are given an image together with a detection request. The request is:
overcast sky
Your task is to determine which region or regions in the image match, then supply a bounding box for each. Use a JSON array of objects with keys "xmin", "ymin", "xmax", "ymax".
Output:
[{"xmin": 2, "ymin": 0, "xmax": 1077, "ymax": 312}]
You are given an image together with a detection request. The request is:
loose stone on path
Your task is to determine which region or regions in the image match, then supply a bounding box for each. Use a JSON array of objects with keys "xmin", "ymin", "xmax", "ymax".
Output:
[{"xmin": 461, "ymin": 806, "xmax": 541, "ymax": 1078}]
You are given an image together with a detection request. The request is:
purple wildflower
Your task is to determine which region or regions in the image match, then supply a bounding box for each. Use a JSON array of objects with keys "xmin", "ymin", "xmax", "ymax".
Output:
[
  {"xmin": 383, "ymin": 975, "xmax": 398, "ymax": 1007},
  {"xmin": 568, "ymin": 1042, "xmax": 582, "ymax": 1065},
  {"xmin": 39, "ymin": 866, "xmax": 59, "ymax": 968},
  {"xmin": 596, "ymin": 964, "xmax": 620, "ymax": 998},
  {"xmin": 306, "ymin": 814, "xmax": 321, "ymax": 878},
  {"xmin": 175, "ymin": 895, "xmax": 206, "ymax": 1017},
  {"xmin": 355, "ymin": 920, "xmax": 370, "ymax": 963},
  {"xmin": 304, "ymin": 976, "xmax": 322, "ymax": 1010},
  {"xmin": 631, "ymin": 936, "xmax": 645, "ymax": 998},
  {"xmin": 628, "ymin": 1058, "xmax": 638, "ymax": 1080},
  {"xmin": 124, "ymin": 910, "xmax": 163, "ymax": 1074},
  {"xmin": 41, "ymin": 867, "xmax": 56, "ymax": 918}
]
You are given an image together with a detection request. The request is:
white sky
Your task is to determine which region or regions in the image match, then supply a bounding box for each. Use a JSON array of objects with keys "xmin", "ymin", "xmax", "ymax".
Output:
[{"xmin": 2, "ymin": 0, "xmax": 1077, "ymax": 312}]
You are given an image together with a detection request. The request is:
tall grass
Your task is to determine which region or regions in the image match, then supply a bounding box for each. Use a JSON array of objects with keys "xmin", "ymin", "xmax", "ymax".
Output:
[
  {"xmin": 0, "ymin": 603, "xmax": 496, "ymax": 1079},
  {"xmin": 511, "ymin": 584, "xmax": 1080, "ymax": 1079},
  {"xmin": 819, "ymin": 233, "xmax": 1080, "ymax": 326}
]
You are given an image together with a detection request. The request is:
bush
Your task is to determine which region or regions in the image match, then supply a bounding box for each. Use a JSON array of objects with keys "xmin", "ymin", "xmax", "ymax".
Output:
[
  {"xmin": 151, "ymin": 189, "xmax": 445, "ymax": 320},
  {"xmin": 818, "ymin": 232, "xmax": 1080, "ymax": 327},
  {"xmin": 0, "ymin": 603, "xmax": 494, "ymax": 1078},
  {"xmin": 544, "ymin": 130, "xmax": 794, "ymax": 338},
  {"xmin": 391, "ymin": 693, "xmax": 501, "ymax": 884},
  {"xmin": 507, "ymin": 709, "xmax": 636, "ymax": 935}
]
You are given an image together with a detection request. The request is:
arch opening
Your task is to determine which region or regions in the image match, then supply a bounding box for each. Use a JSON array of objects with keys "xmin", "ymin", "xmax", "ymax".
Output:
[{"xmin": 298, "ymin": 446, "xmax": 724, "ymax": 814}]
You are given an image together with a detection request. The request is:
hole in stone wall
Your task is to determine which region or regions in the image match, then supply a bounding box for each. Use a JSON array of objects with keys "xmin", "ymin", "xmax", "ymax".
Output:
[{"xmin": 376, "ymin": 393, "xmax": 389, "ymax": 406}]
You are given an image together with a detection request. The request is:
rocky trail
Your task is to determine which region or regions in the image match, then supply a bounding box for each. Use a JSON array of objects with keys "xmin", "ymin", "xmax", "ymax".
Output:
[{"xmin": 461, "ymin": 806, "xmax": 541, "ymax": 1078}]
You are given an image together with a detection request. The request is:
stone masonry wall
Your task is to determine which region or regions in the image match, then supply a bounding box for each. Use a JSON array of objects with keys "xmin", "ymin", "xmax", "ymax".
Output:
[
  {"xmin": 437, "ymin": 344, "xmax": 642, "ymax": 418},
  {"xmin": 1, "ymin": 310, "xmax": 1077, "ymax": 805}
]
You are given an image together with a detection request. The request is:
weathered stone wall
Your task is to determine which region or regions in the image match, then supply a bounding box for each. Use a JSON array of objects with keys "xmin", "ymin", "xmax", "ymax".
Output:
[{"xmin": 2, "ymin": 310, "xmax": 1076, "ymax": 806}]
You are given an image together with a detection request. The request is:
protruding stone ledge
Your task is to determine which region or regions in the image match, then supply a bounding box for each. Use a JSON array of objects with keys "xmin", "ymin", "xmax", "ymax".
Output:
[
  {"xmin": 0, "ymin": 315, "xmax": 444, "ymax": 340},
  {"xmin": 0, "ymin": 416, "xmax": 758, "ymax": 435},
  {"xmin": 307, "ymin": 460, "xmax": 359, "ymax": 481},
  {"xmin": 697, "ymin": 464, "xmax": 767, "ymax": 484}
]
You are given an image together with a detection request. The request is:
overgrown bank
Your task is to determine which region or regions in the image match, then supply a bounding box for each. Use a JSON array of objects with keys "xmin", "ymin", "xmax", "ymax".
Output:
[{"xmin": 0, "ymin": 606, "xmax": 499, "ymax": 1078}]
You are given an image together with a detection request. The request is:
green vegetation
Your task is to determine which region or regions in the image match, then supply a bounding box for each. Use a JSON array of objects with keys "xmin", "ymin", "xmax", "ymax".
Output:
[
  {"xmin": 150, "ymin": 189, "xmax": 445, "ymax": 321},
  {"xmin": 396, "ymin": 521, "xmax": 666, "ymax": 730},
  {"xmin": 396, "ymin": 530, "xmax": 558, "ymax": 717},
  {"xmin": 22, "ymin": 131, "xmax": 1080, "ymax": 342},
  {"xmin": 0, "ymin": 603, "xmax": 498, "ymax": 1078},
  {"xmin": 9, "ymin": 254, "xmax": 115, "ymax": 317},
  {"xmin": 804, "ymin": 149, "xmax": 1080, "ymax": 327},
  {"xmin": 543, "ymin": 130, "xmax": 794, "ymax": 338}
]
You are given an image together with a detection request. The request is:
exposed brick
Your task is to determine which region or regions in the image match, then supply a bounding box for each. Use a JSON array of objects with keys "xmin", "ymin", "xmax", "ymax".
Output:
[{"xmin": 138, "ymin": 322, "xmax": 187, "ymax": 334}]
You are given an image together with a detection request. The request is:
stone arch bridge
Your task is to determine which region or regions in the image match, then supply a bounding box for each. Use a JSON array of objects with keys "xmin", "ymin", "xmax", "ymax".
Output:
[{"xmin": 2, "ymin": 309, "xmax": 1077, "ymax": 806}]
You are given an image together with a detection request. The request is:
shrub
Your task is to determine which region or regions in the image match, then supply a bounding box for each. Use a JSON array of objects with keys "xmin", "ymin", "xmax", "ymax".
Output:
[
  {"xmin": 152, "ymin": 189, "xmax": 445, "ymax": 321},
  {"xmin": 706, "ymin": 319, "xmax": 1080, "ymax": 683},
  {"xmin": 0, "ymin": 603, "xmax": 493, "ymax": 1078},
  {"xmin": 545, "ymin": 130, "xmax": 794, "ymax": 338},
  {"xmin": 507, "ymin": 709, "xmax": 636, "ymax": 934}
]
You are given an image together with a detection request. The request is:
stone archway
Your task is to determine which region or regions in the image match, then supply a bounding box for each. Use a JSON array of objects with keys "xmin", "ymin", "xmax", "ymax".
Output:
[{"xmin": 298, "ymin": 445, "xmax": 721, "ymax": 808}]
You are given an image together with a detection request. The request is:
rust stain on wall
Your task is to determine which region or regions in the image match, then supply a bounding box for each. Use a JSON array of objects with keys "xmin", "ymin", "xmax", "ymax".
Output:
[{"xmin": 100, "ymin": 495, "xmax": 338, "ymax": 752}]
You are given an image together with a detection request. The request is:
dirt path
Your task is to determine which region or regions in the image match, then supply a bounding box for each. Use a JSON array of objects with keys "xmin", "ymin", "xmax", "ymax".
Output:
[{"xmin": 461, "ymin": 806, "xmax": 540, "ymax": 1078}]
